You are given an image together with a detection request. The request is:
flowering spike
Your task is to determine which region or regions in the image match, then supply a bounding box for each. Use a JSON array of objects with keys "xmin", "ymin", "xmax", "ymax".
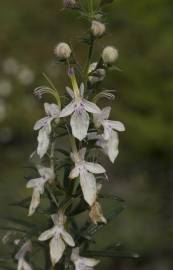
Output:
[{"xmin": 8, "ymin": 1, "xmax": 127, "ymax": 269}]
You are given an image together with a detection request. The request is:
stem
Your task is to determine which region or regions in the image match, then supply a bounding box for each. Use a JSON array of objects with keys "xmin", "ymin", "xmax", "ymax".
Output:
[
  {"xmin": 84, "ymin": 35, "xmax": 94, "ymax": 89},
  {"xmin": 46, "ymin": 185, "xmax": 59, "ymax": 208},
  {"xmin": 87, "ymin": 0, "xmax": 93, "ymax": 18},
  {"xmin": 50, "ymin": 137, "xmax": 56, "ymax": 171},
  {"xmin": 89, "ymin": 0, "xmax": 93, "ymax": 18}
]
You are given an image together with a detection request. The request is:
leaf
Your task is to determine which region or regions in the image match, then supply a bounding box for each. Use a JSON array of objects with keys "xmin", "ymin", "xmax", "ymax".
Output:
[
  {"xmin": 1, "ymin": 217, "xmax": 36, "ymax": 229},
  {"xmin": 99, "ymin": 193, "xmax": 124, "ymax": 202},
  {"xmin": 83, "ymin": 250, "xmax": 140, "ymax": 259},
  {"xmin": 86, "ymin": 204, "xmax": 125, "ymax": 237},
  {"xmin": 0, "ymin": 264, "xmax": 16, "ymax": 270},
  {"xmin": 0, "ymin": 226, "xmax": 26, "ymax": 233},
  {"xmin": 9, "ymin": 197, "xmax": 31, "ymax": 209},
  {"xmin": 69, "ymin": 199, "xmax": 88, "ymax": 216},
  {"xmin": 55, "ymin": 148, "xmax": 70, "ymax": 156}
]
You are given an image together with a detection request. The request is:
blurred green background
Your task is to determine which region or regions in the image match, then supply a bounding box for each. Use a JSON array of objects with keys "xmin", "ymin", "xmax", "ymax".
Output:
[{"xmin": 0, "ymin": 0, "xmax": 173, "ymax": 269}]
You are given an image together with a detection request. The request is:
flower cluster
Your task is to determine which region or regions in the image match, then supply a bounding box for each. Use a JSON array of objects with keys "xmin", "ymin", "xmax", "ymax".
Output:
[{"xmin": 14, "ymin": 1, "xmax": 125, "ymax": 269}]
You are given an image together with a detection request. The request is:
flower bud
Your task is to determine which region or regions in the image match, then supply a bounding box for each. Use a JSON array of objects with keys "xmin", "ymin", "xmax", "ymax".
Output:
[
  {"xmin": 102, "ymin": 46, "xmax": 118, "ymax": 64},
  {"xmin": 88, "ymin": 62, "xmax": 106, "ymax": 84},
  {"xmin": 91, "ymin": 20, "xmax": 106, "ymax": 37},
  {"xmin": 63, "ymin": 0, "xmax": 76, "ymax": 8},
  {"xmin": 54, "ymin": 42, "xmax": 71, "ymax": 60},
  {"xmin": 89, "ymin": 201, "xmax": 107, "ymax": 224}
]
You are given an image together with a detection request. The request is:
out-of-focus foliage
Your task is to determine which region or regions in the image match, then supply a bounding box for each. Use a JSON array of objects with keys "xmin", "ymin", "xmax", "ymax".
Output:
[{"xmin": 0, "ymin": 0, "xmax": 173, "ymax": 269}]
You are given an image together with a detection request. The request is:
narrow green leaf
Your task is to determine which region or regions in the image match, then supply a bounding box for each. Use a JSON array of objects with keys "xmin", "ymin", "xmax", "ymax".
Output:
[
  {"xmin": 86, "ymin": 204, "xmax": 125, "ymax": 236},
  {"xmin": 55, "ymin": 148, "xmax": 70, "ymax": 156},
  {"xmin": 9, "ymin": 197, "xmax": 30, "ymax": 208},
  {"xmin": 2, "ymin": 217, "xmax": 36, "ymax": 229},
  {"xmin": 99, "ymin": 193, "xmax": 124, "ymax": 202},
  {"xmin": 0, "ymin": 226, "xmax": 26, "ymax": 233},
  {"xmin": 0, "ymin": 265, "xmax": 16, "ymax": 270},
  {"xmin": 83, "ymin": 250, "xmax": 140, "ymax": 259}
]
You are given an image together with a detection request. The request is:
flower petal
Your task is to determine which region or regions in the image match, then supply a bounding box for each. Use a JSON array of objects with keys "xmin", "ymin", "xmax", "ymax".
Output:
[
  {"xmin": 81, "ymin": 257, "xmax": 100, "ymax": 267},
  {"xmin": 38, "ymin": 227, "xmax": 56, "ymax": 241},
  {"xmin": 78, "ymin": 148, "xmax": 86, "ymax": 160},
  {"xmin": 103, "ymin": 123, "xmax": 112, "ymax": 140},
  {"xmin": 33, "ymin": 116, "xmax": 50, "ymax": 131},
  {"xmin": 37, "ymin": 125, "xmax": 50, "ymax": 158},
  {"xmin": 15, "ymin": 241, "xmax": 32, "ymax": 260},
  {"xmin": 83, "ymin": 99, "xmax": 101, "ymax": 114},
  {"xmin": 71, "ymin": 247, "xmax": 80, "ymax": 262},
  {"xmin": 61, "ymin": 230, "xmax": 75, "ymax": 247},
  {"xmin": 97, "ymin": 131, "xmax": 119, "ymax": 163},
  {"xmin": 22, "ymin": 259, "xmax": 33, "ymax": 270},
  {"xmin": 85, "ymin": 162, "xmax": 105, "ymax": 174},
  {"xmin": 80, "ymin": 170, "xmax": 97, "ymax": 206},
  {"xmin": 107, "ymin": 120, "xmax": 125, "ymax": 132},
  {"xmin": 69, "ymin": 166, "xmax": 80, "ymax": 179},
  {"xmin": 93, "ymin": 113, "xmax": 102, "ymax": 128},
  {"xmin": 60, "ymin": 101, "xmax": 75, "ymax": 117},
  {"xmin": 38, "ymin": 166, "xmax": 55, "ymax": 182},
  {"xmin": 28, "ymin": 189, "xmax": 41, "ymax": 216},
  {"xmin": 44, "ymin": 103, "xmax": 60, "ymax": 117},
  {"xmin": 70, "ymin": 110, "xmax": 89, "ymax": 141},
  {"xmin": 26, "ymin": 177, "xmax": 42, "ymax": 189},
  {"xmin": 101, "ymin": 106, "xmax": 111, "ymax": 120},
  {"xmin": 17, "ymin": 258, "xmax": 24, "ymax": 270},
  {"xmin": 66, "ymin": 86, "xmax": 74, "ymax": 98},
  {"xmin": 80, "ymin": 83, "xmax": 84, "ymax": 97},
  {"xmin": 93, "ymin": 106, "xmax": 111, "ymax": 129},
  {"xmin": 50, "ymin": 236, "xmax": 65, "ymax": 266}
]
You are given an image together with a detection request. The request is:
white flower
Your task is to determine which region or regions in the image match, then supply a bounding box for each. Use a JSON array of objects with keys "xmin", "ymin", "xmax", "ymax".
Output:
[
  {"xmin": 102, "ymin": 46, "xmax": 119, "ymax": 64},
  {"xmin": 69, "ymin": 148, "xmax": 105, "ymax": 206},
  {"xmin": 15, "ymin": 240, "xmax": 32, "ymax": 270},
  {"xmin": 93, "ymin": 106, "xmax": 125, "ymax": 140},
  {"xmin": 88, "ymin": 62, "xmax": 106, "ymax": 84},
  {"xmin": 34, "ymin": 103, "xmax": 60, "ymax": 158},
  {"xmin": 38, "ymin": 212, "xmax": 75, "ymax": 266},
  {"xmin": 26, "ymin": 166, "xmax": 55, "ymax": 216},
  {"xmin": 60, "ymin": 83, "xmax": 101, "ymax": 141},
  {"xmin": 91, "ymin": 20, "xmax": 106, "ymax": 37},
  {"xmin": 96, "ymin": 131, "xmax": 119, "ymax": 163},
  {"xmin": 54, "ymin": 42, "xmax": 71, "ymax": 60},
  {"xmin": 71, "ymin": 247, "xmax": 99, "ymax": 270}
]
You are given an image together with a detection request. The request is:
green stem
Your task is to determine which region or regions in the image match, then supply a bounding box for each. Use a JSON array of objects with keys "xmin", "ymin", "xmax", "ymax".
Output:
[
  {"xmin": 89, "ymin": 0, "xmax": 93, "ymax": 18},
  {"xmin": 46, "ymin": 185, "xmax": 59, "ymax": 208},
  {"xmin": 84, "ymin": 35, "xmax": 94, "ymax": 89}
]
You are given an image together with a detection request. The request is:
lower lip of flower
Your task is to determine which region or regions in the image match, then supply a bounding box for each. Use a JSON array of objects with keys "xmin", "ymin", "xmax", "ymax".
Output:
[{"xmin": 74, "ymin": 102, "xmax": 85, "ymax": 115}]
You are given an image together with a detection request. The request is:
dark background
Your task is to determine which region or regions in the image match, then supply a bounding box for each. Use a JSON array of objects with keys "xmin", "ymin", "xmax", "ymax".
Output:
[{"xmin": 0, "ymin": 0, "xmax": 173, "ymax": 269}]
